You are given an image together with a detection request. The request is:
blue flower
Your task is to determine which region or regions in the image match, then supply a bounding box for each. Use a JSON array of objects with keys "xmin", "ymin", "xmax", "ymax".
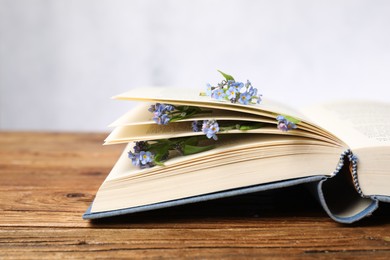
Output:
[
  {"xmin": 159, "ymin": 113, "xmax": 170, "ymax": 125},
  {"xmin": 129, "ymin": 148, "xmax": 155, "ymax": 168},
  {"xmin": 152, "ymin": 115, "xmax": 168, "ymax": 125},
  {"xmin": 192, "ymin": 120, "xmax": 200, "ymax": 132},
  {"xmin": 139, "ymin": 151, "xmax": 153, "ymax": 165},
  {"xmin": 212, "ymin": 88, "xmax": 226, "ymax": 100},
  {"xmin": 202, "ymin": 120, "xmax": 219, "ymax": 140},
  {"xmin": 246, "ymin": 82, "xmax": 257, "ymax": 96},
  {"xmin": 276, "ymin": 115, "xmax": 297, "ymax": 132},
  {"xmin": 149, "ymin": 103, "xmax": 175, "ymax": 125},
  {"xmin": 165, "ymin": 104, "xmax": 175, "ymax": 112},
  {"xmin": 230, "ymin": 81, "xmax": 244, "ymax": 90},
  {"xmin": 128, "ymin": 151, "xmax": 140, "ymax": 166},
  {"xmin": 207, "ymin": 124, "xmax": 219, "ymax": 140},
  {"xmin": 256, "ymin": 94, "xmax": 263, "ymax": 104},
  {"xmin": 204, "ymin": 73, "xmax": 262, "ymax": 106},
  {"xmin": 154, "ymin": 103, "xmax": 163, "ymax": 115},
  {"xmin": 227, "ymin": 86, "xmax": 238, "ymax": 100},
  {"xmin": 238, "ymin": 93, "xmax": 251, "ymax": 105},
  {"xmin": 206, "ymin": 83, "xmax": 212, "ymax": 96},
  {"xmin": 277, "ymin": 120, "xmax": 289, "ymax": 132},
  {"xmin": 155, "ymin": 103, "xmax": 174, "ymax": 114}
]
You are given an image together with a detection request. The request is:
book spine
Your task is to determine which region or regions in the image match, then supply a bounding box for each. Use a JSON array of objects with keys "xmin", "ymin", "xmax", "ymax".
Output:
[{"xmin": 335, "ymin": 149, "xmax": 364, "ymax": 198}]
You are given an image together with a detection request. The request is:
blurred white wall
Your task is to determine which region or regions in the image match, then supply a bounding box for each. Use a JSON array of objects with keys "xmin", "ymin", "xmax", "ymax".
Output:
[{"xmin": 1, "ymin": 0, "xmax": 390, "ymax": 131}]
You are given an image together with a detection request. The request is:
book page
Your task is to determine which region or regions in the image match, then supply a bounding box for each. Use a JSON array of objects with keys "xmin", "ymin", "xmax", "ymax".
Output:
[
  {"xmin": 104, "ymin": 121, "xmax": 341, "ymax": 146},
  {"xmin": 109, "ymin": 103, "xmax": 275, "ymax": 127},
  {"xmin": 301, "ymin": 101, "xmax": 390, "ymax": 149},
  {"xmin": 114, "ymin": 87, "xmax": 310, "ymax": 122}
]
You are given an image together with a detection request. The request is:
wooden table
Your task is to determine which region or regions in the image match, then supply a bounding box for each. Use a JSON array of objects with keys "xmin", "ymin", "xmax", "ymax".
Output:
[{"xmin": 0, "ymin": 132, "xmax": 389, "ymax": 259}]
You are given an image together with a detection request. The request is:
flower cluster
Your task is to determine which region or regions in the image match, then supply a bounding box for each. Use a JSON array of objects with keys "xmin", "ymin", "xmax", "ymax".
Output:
[
  {"xmin": 128, "ymin": 141, "xmax": 155, "ymax": 168},
  {"xmin": 148, "ymin": 103, "xmax": 175, "ymax": 125},
  {"xmin": 205, "ymin": 71, "xmax": 262, "ymax": 105},
  {"xmin": 129, "ymin": 72, "xmax": 295, "ymax": 169},
  {"xmin": 192, "ymin": 120, "xmax": 220, "ymax": 140},
  {"xmin": 276, "ymin": 115, "xmax": 297, "ymax": 132},
  {"xmin": 148, "ymin": 103, "xmax": 212, "ymax": 126},
  {"xmin": 128, "ymin": 137, "xmax": 216, "ymax": 169}
]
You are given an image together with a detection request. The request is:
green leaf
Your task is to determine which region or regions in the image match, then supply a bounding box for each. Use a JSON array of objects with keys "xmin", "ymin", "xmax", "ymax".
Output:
[
  {"xmin": 283, "ymin": 115, "xmax": 301, "ymax": 124},
  {"xmin": 183, "ymin": 136, "xmax": 199, "ymax": 146},
  {"xmin": 148, "ymin": 141, "xmax": 172, "ymax": 159},
  {"xmin": 153, "ymin": 152, "xmax": 168, "ymax": 166},
  {"xmin": 183, "ymin": 144, "xmax": 215, "ymax": 155},
  {"xmin": 217, "ymin": 70, "xmax": 235, "ymax": 81},
  {"xmin": 169, "ymin": 106, "xmax": 206, "ymax": 122}
]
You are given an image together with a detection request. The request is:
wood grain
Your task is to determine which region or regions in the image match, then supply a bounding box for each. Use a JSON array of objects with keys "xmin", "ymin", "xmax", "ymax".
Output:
[{"xmin": 0, "ymin": 132, "xmax": 389, "ymax": 259}]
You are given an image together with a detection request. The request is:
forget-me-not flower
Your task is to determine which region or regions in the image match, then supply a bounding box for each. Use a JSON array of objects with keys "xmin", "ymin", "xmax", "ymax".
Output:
[
  {"xmin": 227, "ymin": 86, "xmax": 238, "ymax": 100},
  {"xmin": 149, "ymin": 103, "xmax": 175, "ymax": 125},
  {"xmin": 276, "ymin": 115, "xmax": 297, "ymax": 132},
  {"xmin": 238, "ymin": 93, "xmax": 251, "ymax": 105},
  {"xmin": 140, "ymin": 151, "xmax": 153, "ymax": 165},
  {"xmin": 212, "ymin": 88, "xmax": 226, "ymax": 101},
  {"xmin": 202, "ymin": 120, "xmax": 219, "ymax": 140}
]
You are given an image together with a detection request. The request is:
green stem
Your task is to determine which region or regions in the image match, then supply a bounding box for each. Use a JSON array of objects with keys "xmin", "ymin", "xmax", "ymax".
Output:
[{"xmin": 219, "ymin": 125, "xmax": 239, "ymax": 131}]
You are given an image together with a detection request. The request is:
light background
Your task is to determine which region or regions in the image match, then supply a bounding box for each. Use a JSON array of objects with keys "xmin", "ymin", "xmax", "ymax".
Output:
[{"xmin": 1, "ymin": 0, "xmax": 390, "ymax": 131}]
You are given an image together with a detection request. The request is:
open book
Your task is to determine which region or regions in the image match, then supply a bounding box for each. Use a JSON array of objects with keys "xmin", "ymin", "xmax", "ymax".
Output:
[{"xmin": 83, "ymin": 87, "xmax": 390, "ymax": 223}]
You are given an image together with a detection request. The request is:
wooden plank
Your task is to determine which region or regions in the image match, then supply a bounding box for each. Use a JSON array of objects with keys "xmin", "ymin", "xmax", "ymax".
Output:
[
  {"xmin": 1, "ymin": 226, "xmax": 390, "ymax": 259},
  {"xmin": 0, "ymin": 132, "xmax": 389, "ymax": 259}
]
